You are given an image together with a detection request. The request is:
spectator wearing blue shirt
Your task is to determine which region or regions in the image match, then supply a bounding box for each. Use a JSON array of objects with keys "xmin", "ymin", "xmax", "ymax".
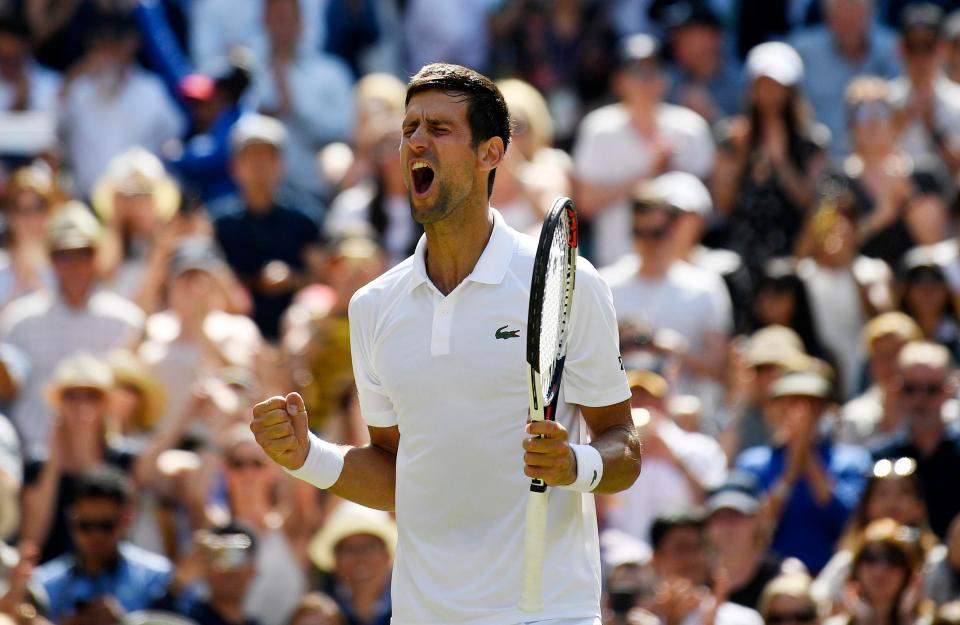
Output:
[
  {"xmin": 167, "ymin": 54, "xmax": 252, "ymax": 203},
  {"xmin": 736, "ymin": 371, "xmax": 872, "ymax": 573},
  {"xmin": 32, "ymin": 466, "xmax": 172, "ymax": 623},
  {"xmin": 789, "ymin": 0, "xmax": 901, "ymax": 156},
  {"xmin": 213, "ymin": 114, "xmax": 324, "ymax": 341}
]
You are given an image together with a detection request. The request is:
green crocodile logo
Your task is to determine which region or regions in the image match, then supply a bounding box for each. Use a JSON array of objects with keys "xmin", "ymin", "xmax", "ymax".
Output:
[{"xmin": 495, "ymin": 325, "xmax": 520, "ymax": 340}]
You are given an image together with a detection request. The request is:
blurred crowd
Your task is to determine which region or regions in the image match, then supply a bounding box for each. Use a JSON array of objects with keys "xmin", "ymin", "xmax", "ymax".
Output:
[{"xmin": 3, "ymin": 0, "xmax": 960, "ymax": 625}]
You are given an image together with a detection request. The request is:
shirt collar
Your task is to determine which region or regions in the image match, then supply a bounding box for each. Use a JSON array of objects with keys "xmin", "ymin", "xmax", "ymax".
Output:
[{"xmin": 407, "ymin": 208, "xmax": 517, "ymax": 292}]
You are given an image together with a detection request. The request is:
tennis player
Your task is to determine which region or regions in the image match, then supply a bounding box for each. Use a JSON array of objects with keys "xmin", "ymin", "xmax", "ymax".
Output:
[{"xmin": 251, "ymin": 63, "xmax": 641, "ymax": 625}]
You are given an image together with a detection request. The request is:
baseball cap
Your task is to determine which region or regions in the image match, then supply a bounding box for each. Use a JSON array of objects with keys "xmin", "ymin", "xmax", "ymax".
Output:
[
  {"xmin": 656, "ymin": 0, "xmax": 722, "ymax": 30},
  {"xmin": 44, "ymin": 352, "xmax": 114, "ymax": 411},
  {"xmin": 900, "ymin": 2, "xmax": 943, "ymax": 38},
  {"xmin": 45, "ymin": 201, "xmax": 102, "ymax": 251},
  {"xmin": 647, "ymin": 171, "xmax": 713, "ymax": 216},
  {"xmin": 769, "ymin": 371, "xmax": 832, "ymax": 400},
  {"xmin": 706, "ymin": 472, "xmax": 760, "ymax": 516},
  {"xmin": 745, "ymin": 41, "xmax": 804, "ymax": 87},
  {"xmin": 168, "ymin": 237, "xmax": 226, "ymax": 278},
  {"xmin": 618, "ymin": 34, "xmax": 662, "ymax": 67},
  {"xmin": 230, "ymin": 114, "xmax": 287, "ymax": 153}
]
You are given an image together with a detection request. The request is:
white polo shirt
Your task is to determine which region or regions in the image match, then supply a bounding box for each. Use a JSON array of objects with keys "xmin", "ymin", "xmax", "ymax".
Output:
[{"xmin": 349, "ymin": 209, "xmax": 629, "ymax": 625}]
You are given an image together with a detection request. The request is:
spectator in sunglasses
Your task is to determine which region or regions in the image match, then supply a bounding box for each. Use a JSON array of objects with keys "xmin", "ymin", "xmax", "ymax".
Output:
[
  {"xmin": 838, "ymin": 313, "xmax": 922, "ymax": 448},
  {"xmin": 813, "ymin": 457, "xmax": 938, "ymax": 611},
  {"xmin": 824, "ymin": 519, "xmax": 930, "ymax": 625},
  {"xmin": 758, "ymin": 573, "xmax": 822, "ymax": 625},
  {"xmin": 602, "ymin": 176, "xmax": 732, "ymax": 429},
  {"xmin": 32, "ymin": 465, "xmax": 172, "ymax": 624},
  {"xmin": 897, "ymin": 249, "xmax": 960, "ymax": 362},
  {"xmin": 891, "ymin": 3, "xmax": 960, "ymax": 178},
  {"xmin": 873, "ymin": 341, "xmax": 960, "ymax": 538}
]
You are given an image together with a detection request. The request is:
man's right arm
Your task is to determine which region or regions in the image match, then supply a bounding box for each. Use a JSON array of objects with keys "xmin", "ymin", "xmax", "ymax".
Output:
[{"xmin": 251, "ymin": 393, "xmax": 399, "ymax": 511}]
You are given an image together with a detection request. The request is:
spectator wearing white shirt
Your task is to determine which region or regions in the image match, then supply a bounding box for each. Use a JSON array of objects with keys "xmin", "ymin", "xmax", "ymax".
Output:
[
  {"xmin": 60, "ymin": 13, "xmax": 185, "ymax": 197},
  {"xmin": 188, "ymin": 0, "xmax": 323, "ymax": 70},
  {"xmin": 0, "ymin": 202, "xmax": 143, "ymax": 461},
  {"xmin": 890, "ymin": 3, "xmax": 960, "ymax": 179},
  {"xmin": 0, "ymin": 14, "xmax": 59, "ymax": 114},
  {"xmin": 250, "ymin": 0, "xmax": 355, "ymax": 199},
  {"xmin": 573, "ymin": 34, "xmax": 714, "ymax": 267},
  {"xmin": 601, "ymin": 177, "xmax": 732, "ymax": 420}
]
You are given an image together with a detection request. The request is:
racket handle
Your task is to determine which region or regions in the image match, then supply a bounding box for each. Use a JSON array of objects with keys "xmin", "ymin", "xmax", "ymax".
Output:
[{"xmin": 519, "ymin": 489, "xmax": 548, "ymax": 612}]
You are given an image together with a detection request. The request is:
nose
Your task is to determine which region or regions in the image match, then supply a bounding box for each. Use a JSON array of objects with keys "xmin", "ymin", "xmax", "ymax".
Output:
[{"xmin": 406, "ymin": 124, "xmax": 429, "ymax": 153}]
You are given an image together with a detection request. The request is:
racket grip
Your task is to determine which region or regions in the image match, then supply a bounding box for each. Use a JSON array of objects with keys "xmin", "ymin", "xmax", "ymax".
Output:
[{"xmin": 519, "ymin": 489, "xmax": 548, "ymax": 612}]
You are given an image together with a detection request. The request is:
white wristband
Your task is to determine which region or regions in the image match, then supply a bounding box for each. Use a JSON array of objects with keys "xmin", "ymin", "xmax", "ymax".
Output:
[
  {"xmin": 283, "ymin": 432, "xmax": 345, "ymax": 489},
  {"xmin": 561, "ymin": 443, "xmax": 604, "ymax": 493}
]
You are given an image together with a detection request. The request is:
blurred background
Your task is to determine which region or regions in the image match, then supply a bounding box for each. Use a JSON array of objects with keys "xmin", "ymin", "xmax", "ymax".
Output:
[{"xmin": 3, "ymin": 0, "xmax": 960, "ymax": 624}]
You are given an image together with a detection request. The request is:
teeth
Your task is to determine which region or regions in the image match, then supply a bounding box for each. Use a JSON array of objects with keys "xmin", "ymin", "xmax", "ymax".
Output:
[{"xmin": 412, "ymin": 162, "xmax": 430, "ymax": 171}]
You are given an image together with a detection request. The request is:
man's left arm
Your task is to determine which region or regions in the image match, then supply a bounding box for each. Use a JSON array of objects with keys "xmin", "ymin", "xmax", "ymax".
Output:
[{"xmin": 523, "ymin": 400, "xmax": 641, "ymax": 494}]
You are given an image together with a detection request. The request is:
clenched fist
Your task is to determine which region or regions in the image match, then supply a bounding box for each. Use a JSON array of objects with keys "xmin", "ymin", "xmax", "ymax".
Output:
[
  {"xmin": 523, "ymin": 420, "xmax": 577, "ymax": 486},
  {"xmin": 250, "ymin": 392, "xmax": 310, "ymax": 470}
]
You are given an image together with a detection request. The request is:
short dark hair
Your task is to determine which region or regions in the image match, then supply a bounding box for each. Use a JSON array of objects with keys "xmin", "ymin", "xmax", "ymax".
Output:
[
  {"xmin": 405, "ymin": 63, "xmax": 511, "ymax": 198},
  {"xmin": 650, "ymin": 509, "xmax": 705, "ymax": 552},
  {"xmin": 71, "ymin": 465, "xmax": 133, "ymax": 507}
]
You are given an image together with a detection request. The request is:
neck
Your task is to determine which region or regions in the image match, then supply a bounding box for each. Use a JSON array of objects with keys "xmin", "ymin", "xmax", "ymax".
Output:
[
  {"xmin": 422, "ymin": 201, "xmax": 493, "ymax": 295},
  {"xmin": 346, "ymin": 576, "xmax": 388, "ymax": 619},
  {"xmin": 637, "ymin": 252, "xmax": 673, "ymax": 279},
  {"xmin": 60, "ymin": 288, "xmax": 90, "ymax": 310},
  {"xmin": 910, "ymin": 421, "xmax": 944, "ymax": 455},
  {"xmin": 77, "ymin": 551, "xmax": 119, "ymax": 575},
  {"xmin": 230, "ymin": 493, "xmax": 272, "ymax": 530},
  {"xmin": 271, "ymin": 42, "xmax": 296, "ymax": 62},
  {"xmin": 834, "ymin": 32, "xmax": 867, "ymax": 62},
  {"xmin": 914, "ymin": 309, "xmax": 940, "ymax": 338},
  {"xmin": 857, "ymin": 145, "xmax": 894, "ymax": 165},
  {"xmin": 718, "ymin": 546, "xmax": 763, "ymax": 586},
  {"xmin": 627, "ymin": 103, "xmax": 658, "ymax": 133},
  {"xmin": 210, "ymin": 598, "xmax": 245, "ymax": 624},
  {"xmin": 245, "ymin": 191, "xmax": 274, "ymax": 214}
]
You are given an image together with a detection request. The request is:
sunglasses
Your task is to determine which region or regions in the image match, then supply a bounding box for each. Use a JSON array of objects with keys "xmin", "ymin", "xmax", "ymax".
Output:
[
  {"xmin": 227, "ymin": 457, "xmax": 267, "ymax": 470},
  {"xmin": 632, "ymin": 224, "xmax": 672, "ymax": 240},
  {"xmin": 71, "ymin": 518, "xmax": 120, "ymax": 533},
  {"xmin": 858, "ymin": 547, "xmax": 907, "ymax": 568},
  {"xmin": 853, "ymin": 100, "xmax": 893, "ymax": 125},
  {"xmin": 51, "ymin": 248, "xmax": 95, "ymax": 263},
  {"xmin": 62, "ymin": 388, "xmax": 105, "ymax": 403},
  {"xmin": 872, "ymin": 457, "xmax": 917, "ymax": 479},
  {"xmin": 767, "ymin": 609, "xmax": 817, "ymax": 625},
  {"xmin": 904, "ymin": 38, "xmax": 938, "ymax": 55},
  {"xmin": 901, "ymin": 381, "xmax": 944, "ymax": 397}
]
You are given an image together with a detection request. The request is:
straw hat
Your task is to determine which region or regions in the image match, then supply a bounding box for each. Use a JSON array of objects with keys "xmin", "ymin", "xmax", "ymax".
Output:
[
  {"xmin": 44, "ymin": 352, "xmax": 113, "ymax": 412},
  {"xmin": 91, "ymin": 147, "xmax": 181, "ymax": 224},
  {"xmin": 308, "ymin": 502, "xmax": 397, "ymax": 572},
  {"xmin": 45, "ymin": 201, "xmax": 103, "ymax": 251},
  {"xmin": 106, "ymin": 350, "xmax": 166, "ymax": 431}
]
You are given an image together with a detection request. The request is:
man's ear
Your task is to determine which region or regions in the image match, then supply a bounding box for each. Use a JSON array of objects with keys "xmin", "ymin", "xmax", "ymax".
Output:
[{"xmin": 476, "ymin": 136, "xmax": 505, "ymax": 173}]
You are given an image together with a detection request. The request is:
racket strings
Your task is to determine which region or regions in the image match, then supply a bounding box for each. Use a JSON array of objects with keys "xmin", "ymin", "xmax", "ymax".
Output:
[{"xmin": 538, "ymin": 211, "xmax": 572, "ymax": 402}]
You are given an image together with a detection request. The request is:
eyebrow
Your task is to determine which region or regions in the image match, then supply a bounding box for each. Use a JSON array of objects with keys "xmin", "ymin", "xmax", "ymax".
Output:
[{"xmin": 402, "ymin": 116, "xmax": 455, "ymax": 129}]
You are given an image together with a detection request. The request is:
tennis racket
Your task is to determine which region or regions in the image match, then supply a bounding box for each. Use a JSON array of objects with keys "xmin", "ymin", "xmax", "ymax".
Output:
[{"xmin": 519, "ymin": 196, "xmax": 579, "ymax": 613}]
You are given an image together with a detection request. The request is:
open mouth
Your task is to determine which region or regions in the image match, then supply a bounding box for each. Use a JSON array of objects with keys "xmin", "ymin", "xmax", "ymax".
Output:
[{"xmin": 411, "ymin": 162, "xmax": 435, "ymax": 196}]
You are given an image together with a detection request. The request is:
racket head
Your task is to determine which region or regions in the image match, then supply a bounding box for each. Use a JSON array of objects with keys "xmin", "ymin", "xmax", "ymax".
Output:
[{"xmin": 527, "ymin": 196, "xmax": 578, "ymax": 408}]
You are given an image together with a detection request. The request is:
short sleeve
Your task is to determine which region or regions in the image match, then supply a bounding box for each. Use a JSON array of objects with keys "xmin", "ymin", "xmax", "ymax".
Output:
[
  {"xmin": 348, "ymin": 291, "xmax": 399, "ymax": 427},
  {"xmin": 560, "ymin": 260, "xmax": 630, "ymax": 408}
]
